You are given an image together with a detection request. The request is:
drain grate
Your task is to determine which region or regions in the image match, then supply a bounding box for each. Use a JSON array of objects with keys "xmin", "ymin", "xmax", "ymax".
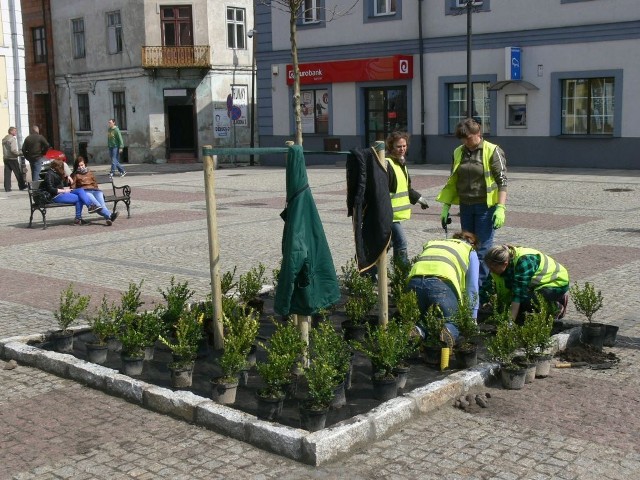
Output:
[{"xmin": 604, "ymin": 188, "xmax": 633, "ymax": 192}]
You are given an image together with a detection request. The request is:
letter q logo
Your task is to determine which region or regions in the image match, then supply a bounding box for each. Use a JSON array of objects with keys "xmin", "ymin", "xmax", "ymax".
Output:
[{"xmin": 399, "ymin": 59, "xmax": 409, "ymax": 74}]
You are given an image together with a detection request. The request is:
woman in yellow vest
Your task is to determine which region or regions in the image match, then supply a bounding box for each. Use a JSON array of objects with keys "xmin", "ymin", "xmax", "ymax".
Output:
[
  {"xmin": 436, "ymin": 119, "xmax": 508, "ymax": 288},
  {"xmin": 482, "ymin": 244, "xmax": 570, "ymax": 324},
  {"xmin": 386, "ymin": 131, "xmax": 429, "ymax": 265},
  {"xmin": 407, "ymin": 231, "xmax": 480, "ymax": 342}
]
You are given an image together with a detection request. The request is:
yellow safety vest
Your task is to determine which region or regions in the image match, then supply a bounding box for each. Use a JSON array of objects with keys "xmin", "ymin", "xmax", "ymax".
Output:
[
  {"xmin": 409, "ymin": 239, "xmax": 473, "ymax": 301},
  {"xmin": 388, "ymin": 158, "xmax": 411, "ymax": 222},
  {"xmin": 436, "ymin": 140, "xmax": 499, "ymax": 207},
  {"xmin": 492, "ymin": 246, "xmax": 569, "ymax": 301}
]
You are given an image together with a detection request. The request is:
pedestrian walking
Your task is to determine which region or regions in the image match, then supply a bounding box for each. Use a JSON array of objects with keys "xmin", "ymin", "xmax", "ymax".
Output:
[
  {"xmin": 386, "ymin": 131, "xmax": 429, "ymax": 265},
  {"xmin": 107, "ymin": 119, "xmax": 126, "ymax": 177},
  {"xmin": 482, "ymin": 244, "xmax": 570, "ymax": 324},
  {"xmin": 2, "ymin": 127, "xmax": 27, "ymax": 191},
  {"xmin": 436, "ymin": 118, "xmax": 508, "ymax": 288},
  {"xmin": 21, "ymin": 125, "xmax": 50, "ymax": 181}
]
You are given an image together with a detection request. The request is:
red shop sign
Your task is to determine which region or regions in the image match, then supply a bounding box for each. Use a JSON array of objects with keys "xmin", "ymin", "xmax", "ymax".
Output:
[{"xmin": 286, "ymin": 55, "xmax": 413, "ymax": 86}]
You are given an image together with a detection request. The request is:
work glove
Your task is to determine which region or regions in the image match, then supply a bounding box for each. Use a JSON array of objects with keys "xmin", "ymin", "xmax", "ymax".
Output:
[
  {"xmin": 440, "ymin": 204, "xmax": 452, "ymax": 230},
  {"xmin": 492, "ymin": 204, "xmax": 506, "ymax": 229},
  {"xmin": 417, "ymin": 197, "xmax": 429, "ymax": 209}
]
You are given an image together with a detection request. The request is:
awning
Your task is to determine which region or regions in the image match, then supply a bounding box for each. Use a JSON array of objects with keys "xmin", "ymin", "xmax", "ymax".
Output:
[{"xmin": 488, "ymin": 80, "xmax": 539, "ymax": 91}]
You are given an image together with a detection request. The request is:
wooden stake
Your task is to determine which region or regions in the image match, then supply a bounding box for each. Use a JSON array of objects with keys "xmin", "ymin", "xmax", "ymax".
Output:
[
  {"xmin": 203, "ymin": 148, "xmax": 224, "ymax": 349},
  {"xmin": 372, "ymin": 141, "xmax": 389, "ymax": 327}
]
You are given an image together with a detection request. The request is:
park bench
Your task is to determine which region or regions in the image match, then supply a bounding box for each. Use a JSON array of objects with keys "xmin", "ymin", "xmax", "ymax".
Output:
[{"xmin": 27, "ymin": 175, "xmax": 131, "ymax": 229}]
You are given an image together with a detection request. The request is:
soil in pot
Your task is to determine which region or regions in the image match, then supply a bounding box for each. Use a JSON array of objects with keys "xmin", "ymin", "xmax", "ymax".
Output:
[
  {"xmin": 299, "ymin": 404, "xmax": 329, "ymax": 432},
  {"xmin": 121, "ymin": 354, "xmax": 144, "ymax": 376},
  {"xmin": 171, "ymin": 363, "xmax": 195, "ymax": 388},
  {"xmin": 255, "ymin": 392, "xmax": 285, "ymax": 421},
  {"xmin": 500, "ymin": 365, "xmax": 527, "ymax": 390},
  {"xmin": 51, "ymin": 330, "xmax": 74, "ymax": 353},
  {"xmin": 86, "ymin": 342, "xmax": 108, "ymax": 364},
  {"xmin": 211, "ymin": 378, "xmax": 239, "ymax": 404},
  {"xmin": 371, "ymin": 374, "xmax": 398, "ymax": 401},
  {"xmin": 422, "ymin": 344, "xmax": 442, "ymax": 367},
  {"xmin": 455, "ymin": 344, "xmax": 478, "ymax": 369}
]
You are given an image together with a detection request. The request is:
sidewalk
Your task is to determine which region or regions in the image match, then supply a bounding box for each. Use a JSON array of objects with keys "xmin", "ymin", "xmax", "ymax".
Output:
[{"xmin": 1, "ymin": 162, "xmax": 639, "ymax": 479}]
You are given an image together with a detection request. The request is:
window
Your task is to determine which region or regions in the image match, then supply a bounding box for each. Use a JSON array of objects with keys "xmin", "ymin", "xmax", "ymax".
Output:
[
  {"xmin": 375, "ymin": 0, "xmax": 396, "ymax": 16},
  {"xmin": 107, "ymin": 11, "xmax": 122, "ymax": 54},
  {"xmin": 561, "ymin": 77, "xmax": 614, "ymax": 135},
  {"xmin": 227, "ymin": 7, "xmax": 246, "ymax": 49},
  {"xmin": 71, "ymin": 18, "xmax": 85, "ymax": 59},
  {"xmin": 303, "ymin": 0, "xmax": 320, "ymax": 23},
  {"xmin": 364, "ymin": 87, "xmax": 407, "ymax": 144},
  {"xmin": 32, "ymin": 27, "xmax": 46, "ymax": 63},
  {"xmin": 447, "ymin": 82, "xmax": 491, "ymax": 134},
  {"xmin": 113, "ymin": 92, "xmax": 127, "ymax": 131},
  {"xmin": 77, "ymin": 93, "xmax": 91, "ymax": 131},
  {"xmin": 161, "ymin": 6, "xmax": 193, "ymax": 46},
  {"xmin": 300, "ymin": 89, "xmax": 329, "ymax": 134}
]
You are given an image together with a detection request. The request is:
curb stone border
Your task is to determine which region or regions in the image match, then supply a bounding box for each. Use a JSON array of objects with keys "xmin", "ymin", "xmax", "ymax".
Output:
[{"xmin": 0, "ymin": 327, "xmax": 579, "ymax": 465}]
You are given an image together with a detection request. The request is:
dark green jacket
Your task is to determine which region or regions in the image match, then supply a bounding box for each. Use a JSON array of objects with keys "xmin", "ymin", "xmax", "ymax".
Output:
[{"xmin": 274, "ymin": 146, "xmax": 340, "ymax": 316}]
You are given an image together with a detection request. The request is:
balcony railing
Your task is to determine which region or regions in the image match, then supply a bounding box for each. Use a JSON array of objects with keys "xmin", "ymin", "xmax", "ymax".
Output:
[{"xmin": 142, "ymin": 45, "xmax": 211, "ymax": 69}]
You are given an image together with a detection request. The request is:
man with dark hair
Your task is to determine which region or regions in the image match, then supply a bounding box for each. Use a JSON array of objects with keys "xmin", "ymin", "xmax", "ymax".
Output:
[
  {"xmin": 107, "ymin": 118, "xmax": 126, "ymax": 177},
  {"xmin": 21, "ymin": 125, "xmax": 50, "ymax": 181},
  {"xmin": 3, "ymin": 127, "xmax": 27, "ymax": 191}
]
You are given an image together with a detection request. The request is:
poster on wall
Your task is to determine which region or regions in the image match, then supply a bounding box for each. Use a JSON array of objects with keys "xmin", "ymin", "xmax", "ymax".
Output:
[
  {"xmin": 230, "ymin": 85, "xmax": 248, "ymax": 126},
  {"xmin": 301, "ymin": 91, "xmax": 315, "ymax": 133},
  {"xmin": 214, "ymin": 104, "xmax": 231, "ymax": 138}
]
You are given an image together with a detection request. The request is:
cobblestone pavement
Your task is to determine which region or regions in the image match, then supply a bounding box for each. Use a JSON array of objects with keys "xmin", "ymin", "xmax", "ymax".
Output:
[{"xmin": 1, "ymin": 161, "xmax": 639, "ymax": 479}]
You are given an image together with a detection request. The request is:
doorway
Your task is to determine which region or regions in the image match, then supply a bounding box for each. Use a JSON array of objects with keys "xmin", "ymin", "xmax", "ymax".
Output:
[{"xmin": 164, "ymin": 88, "xmax": 196, "ymax": 160}]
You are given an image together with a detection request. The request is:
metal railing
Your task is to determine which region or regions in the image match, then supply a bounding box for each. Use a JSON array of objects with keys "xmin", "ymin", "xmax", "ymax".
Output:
[{"xmin": 141, "ymin": 45, "xmax": 211, "ymax": 68}]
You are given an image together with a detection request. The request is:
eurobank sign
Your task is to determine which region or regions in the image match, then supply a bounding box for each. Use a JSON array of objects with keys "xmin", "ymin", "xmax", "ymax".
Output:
[{"xmin": 286, "ymin": 55, "xmax": 413, "ymax": 86}]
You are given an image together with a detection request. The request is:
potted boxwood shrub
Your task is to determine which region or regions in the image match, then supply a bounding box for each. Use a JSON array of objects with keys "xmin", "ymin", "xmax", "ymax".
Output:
[
  {"xmin": 52, "ymin": 283, "xmax": 91, "ymax": 353},
  {"xmin": 387, "ymin": 290, "xmax": 420, "ymax": 390},
  {"xmin": 519, "ymin": 295, "xmax": 555, "ymax": 379},
  {"xmin": 137, "ymin": 307, "xmax": 166, "ymax": 361},
  {"xmin": 308, "ymin": 320, "xmax": 351, "ymax": 407},
  {"xmin": 451, "ymin": 295, "xmax": 480, "ymax": 368},
  {"xmin": 117, "ymin": 310, "xmax": 148, "ymax": 376},
  {"xmin": 159, "ymin": 276, "xmax": 195, "ymax": 335},
  {"xmin": 300, "ymin": 358, "xmax": 338, "ymax": 431},
  {"xmin": 341, "ymin": 264, "xmax": 378, "ymax": 342},
  {"xmin": 570, "ymin": 281, "xmax": 606, "ymax": 351},
  {"xmin": 85, "ymin": 296, "xmax": 120, "ymax": 364},
  {"xmin": 237, "ymin": 263, "xmax": 267, "ymax": 314},
  {"xmin": 159, "ymin": 308, "xmax": 203, "ymax": 388},
  {"xmin": 388, "ymin": 254, "xmax": 412, "ymax": 306},
  {"xmin": 255, "ymin": 319, "xmax": 305, "ymax": 420},
  {"xmin": 486, "ymin": 321, "xmax": 526, "ymax": 390},
  {"xmin": 418, "ymin": 305, "xmax": 446, "ymax": 367}
]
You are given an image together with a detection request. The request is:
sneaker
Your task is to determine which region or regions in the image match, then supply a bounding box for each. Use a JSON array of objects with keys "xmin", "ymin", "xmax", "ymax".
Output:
[
  {"xmin": 106, "ymin": 219, "xmax": 112, "ymax": 226},
  {"xmin": 109, "ymin": 173, "xmax": 114, "ymax": 178},
  {"xmin": 110, "ymin": 211, "xmax": 120, "ymax": 223},
  {"xmin": 74, "ymin": 218, "xmax": 89, "ymax": 225},
  {"xmin": 120, "ymin": 171, "xmax": 127, "ymax": 178},
  {"xmin": 88, "ymin": 205, "xmax": 102, "ymax": 214}
]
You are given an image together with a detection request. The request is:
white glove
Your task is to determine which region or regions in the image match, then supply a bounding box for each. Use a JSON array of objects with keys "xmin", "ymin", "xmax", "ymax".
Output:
[{"xmin": 417, "ymin": 197, "xmax": 429, "ymax": 209}]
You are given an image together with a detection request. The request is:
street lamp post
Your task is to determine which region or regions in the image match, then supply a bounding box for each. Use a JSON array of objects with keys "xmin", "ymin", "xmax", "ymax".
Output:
[
  {"xmin": 248, "ymin": 29, "xmax": 257, "ymax": 166},
  {"xmin": 466, "ymin": 0, "xmax": 473, "ymax": 120},
  {"xmin": 64, "ymin": 74, "xmax": 77, "ymax": 159}
]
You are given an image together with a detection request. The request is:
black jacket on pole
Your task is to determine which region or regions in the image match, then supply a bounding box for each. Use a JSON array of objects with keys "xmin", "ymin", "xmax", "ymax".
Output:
[{"xmin": 346, "ymin": 147, "xmax": 393, "ymax": 272}]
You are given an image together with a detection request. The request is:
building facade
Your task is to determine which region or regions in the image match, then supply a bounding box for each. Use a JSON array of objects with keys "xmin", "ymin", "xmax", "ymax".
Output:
[
  {"xmin": 256, "ymin": 0, "xmax": 640, "ymax": 169},
  {"xmin": 21, "ymin": 0, "xmax": 59, "ymax": 149},
  {"xmin": 50, "ymin": 0, "xmax": 255, "ymax": 164},
  {"xmin": 0, "ymin": 0, "xmax": 28, "ymax": 143}
]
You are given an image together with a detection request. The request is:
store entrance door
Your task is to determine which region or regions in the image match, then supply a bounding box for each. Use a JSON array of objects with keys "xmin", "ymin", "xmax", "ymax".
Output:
[
  {"xmin": 364, "ymin": 86, "xmax": 408, "ymax": 145},
  {"xmin": 164, "ymin": 88, "xmax": 197, "ymax": 162}
]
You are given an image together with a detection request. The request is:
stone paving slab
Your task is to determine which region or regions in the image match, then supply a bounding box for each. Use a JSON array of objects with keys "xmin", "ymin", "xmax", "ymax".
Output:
[{"xmin": 2, "ymin": 162, "xmax": 640, "ymax": 477}]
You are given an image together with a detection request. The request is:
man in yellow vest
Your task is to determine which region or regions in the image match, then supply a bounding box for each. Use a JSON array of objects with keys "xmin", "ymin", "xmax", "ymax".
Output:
[
  {"xmin": 436, "ymin": 119, "xmax": 508, "ymax": 289},
  {"xmin": 387, "ymin": 131, "xmax": 429, "ymax": 265},
  {"xmin": 482, "ymin": 244, "xmax": 570, "ymax": 324}
]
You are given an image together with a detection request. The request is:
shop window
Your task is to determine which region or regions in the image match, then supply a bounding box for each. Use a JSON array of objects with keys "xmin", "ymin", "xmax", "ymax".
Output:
[
  {"xmin": 300, "ymin": 89, "xmax": 329, "ymax": 134},
  {"xmin": 447, "ymin": 82, "xmax": 491, "ymax": 134},
  {"xmin": 364, "ymin": 86, "xmax": 407, "ymax": 145},
  {"xmin": 561, "ymin": 77, "xmax": 614, "ymax": 135},
  {"xmin": 506, "ymin": 94, "xmax": 527, "ymax": 128}
]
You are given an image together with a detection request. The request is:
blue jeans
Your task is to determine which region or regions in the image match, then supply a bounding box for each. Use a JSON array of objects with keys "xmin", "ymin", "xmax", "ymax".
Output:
[
  {"xmin": 85, "ymin": 189, "xmax": 112, "ymax": 219},
  {"xmin": 459, "ymin": 203, "xmax": 497, "ymax": 289},
  {"xmin": 53, "ymin": 188, "xmax": 96, "ymax": 219},
  {"xmin": 29, "ymin": 157, "xmax": 44, "ymax": 181},
  {"xmin": 391, "ymin": 221, "xmax": 409, "ymax": 265},
  {"xmin": 408, "ymin": 276, "xmax": 460, "ymax": 342},
  {"xmin": 109, "ymin": 147, "xmax": 125, "ymax": 175}
]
